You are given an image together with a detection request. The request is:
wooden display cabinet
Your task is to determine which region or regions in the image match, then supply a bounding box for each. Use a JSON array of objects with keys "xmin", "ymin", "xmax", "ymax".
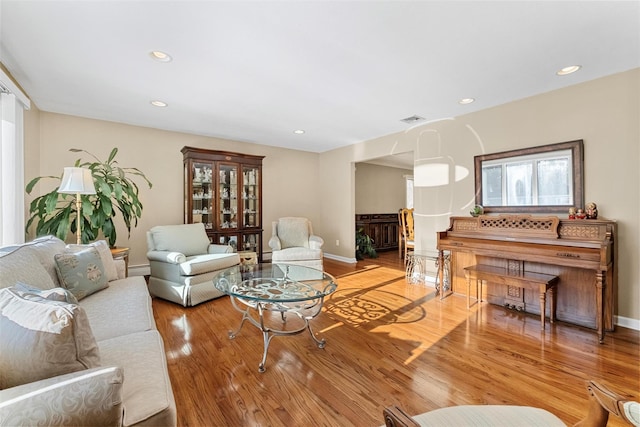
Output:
[{"xmin": 182, "ymin": 147, "xmax": 264, "ymax": 261}]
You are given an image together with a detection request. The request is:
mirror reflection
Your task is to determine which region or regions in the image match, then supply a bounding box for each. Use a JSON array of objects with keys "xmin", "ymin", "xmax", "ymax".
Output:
[{"xmin": 474, "ymin": 140, "xmax": 584, "ymax": 214}]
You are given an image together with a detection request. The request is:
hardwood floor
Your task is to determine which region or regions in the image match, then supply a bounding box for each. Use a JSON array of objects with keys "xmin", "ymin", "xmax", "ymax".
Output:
[{"xmin": 152, "ymin": 250, "xmax": 639, "ymax": 427}]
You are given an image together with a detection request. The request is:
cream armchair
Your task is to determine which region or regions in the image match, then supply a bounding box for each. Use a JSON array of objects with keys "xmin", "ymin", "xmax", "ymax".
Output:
[
  {"xmin": 268, "ymin": 217, "xmax": 324, "ymax": 271},
  {"xmin": 147, "ymin": 223, "xmax": 240, "ymax": 307}
]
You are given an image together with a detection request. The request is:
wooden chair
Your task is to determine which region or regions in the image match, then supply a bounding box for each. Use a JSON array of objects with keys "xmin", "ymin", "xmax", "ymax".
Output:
[
  {"xmin": 383, "ymin": 380, "xmax": 639, "ymax": 427},
  {"xmin": 398, "ymin": 208, "xmax": 414, "ymax": 263}
]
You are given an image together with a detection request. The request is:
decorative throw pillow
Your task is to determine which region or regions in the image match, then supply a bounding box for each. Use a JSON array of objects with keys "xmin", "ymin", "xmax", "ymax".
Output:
[
  {"xmin": 13, "ymin": 282, "xmax": 79, "ymax": 304},
  {"xmin": 66, "ymin": 240, "xmax": 119, "ymax": 282},
  {"xmin": 54, "ymin": 247, "xmax": 109, "ymax": 300},
  {"xmin": 0, "ymin": 249, "xmax": 56, "ymax": 290},
  {"xmin": 278, "ymin": 218, "xmax": 310, "ymax": 249},
  {"xmin": 0, "ymin": 287, "xmax": 101, "ymax": 389}
]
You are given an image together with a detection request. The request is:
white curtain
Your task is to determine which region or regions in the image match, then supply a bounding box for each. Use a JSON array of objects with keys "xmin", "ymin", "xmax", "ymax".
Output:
[{"xmin": 0, "ymin": 71, "xmax": 29, "ymax": 246}]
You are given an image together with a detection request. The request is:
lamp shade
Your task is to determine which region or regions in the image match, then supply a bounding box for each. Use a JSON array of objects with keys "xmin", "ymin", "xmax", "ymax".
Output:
[{"xmin": 58, "ymin": 167, "xmax": 96, "ymax": 195}]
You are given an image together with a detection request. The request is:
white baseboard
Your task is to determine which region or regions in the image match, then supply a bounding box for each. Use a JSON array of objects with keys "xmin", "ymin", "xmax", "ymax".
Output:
[
  {"xmin": 324, "ymin": 253, "xmax": 357, "ymax": 264},
  {"xmin": 615, "ymin": 315, "xmax": 640, "ymax": 331}
]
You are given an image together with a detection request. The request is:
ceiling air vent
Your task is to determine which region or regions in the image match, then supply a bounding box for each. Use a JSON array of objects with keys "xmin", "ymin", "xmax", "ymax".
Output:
[{"xmin": 400, "ymin": 115, "xmax": 425, "ymax": 124}]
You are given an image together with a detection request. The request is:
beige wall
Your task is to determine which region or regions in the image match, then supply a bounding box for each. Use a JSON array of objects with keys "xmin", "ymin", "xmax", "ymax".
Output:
[
  {"xmin": 19, "ymin": 68, "xmax": 639, "ymax": 323},
  {"xmin": 355, "ymin": 163, "xmax": 411, "ymax": 214},
  {"xmin": 24, "ymin": 113, "xmax": 321, "ymax": 267},
  {"xmin": 319, "ymin": 68, "xmax": 639, "ymax": 323}
]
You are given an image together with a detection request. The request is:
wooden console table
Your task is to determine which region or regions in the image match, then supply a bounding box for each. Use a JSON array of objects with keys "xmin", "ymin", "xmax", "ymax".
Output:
[{"xmin": 464, "ymin": 264, "xmax": 559, "ymax": 330}]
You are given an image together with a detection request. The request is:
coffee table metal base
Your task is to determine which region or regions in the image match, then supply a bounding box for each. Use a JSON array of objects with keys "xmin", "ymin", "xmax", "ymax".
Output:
[{"xmin": 227, "ymin": 295, "xmax": 326, "ymax": 372}]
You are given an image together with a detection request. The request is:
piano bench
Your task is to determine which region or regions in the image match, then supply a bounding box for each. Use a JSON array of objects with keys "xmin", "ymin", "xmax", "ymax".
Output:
[{"xmin": 463, "ymin": 264, "xmax": 559, "ymax": 330}]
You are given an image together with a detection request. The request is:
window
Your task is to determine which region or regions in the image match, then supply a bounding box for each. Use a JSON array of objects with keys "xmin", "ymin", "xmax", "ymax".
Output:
[
  {"xmin": 405, "ymin": 175, "xmax": 414, "ymax": 209},
  {"xmin": 474, "ymin": 140, "xmax": 583, "ymax": 214},
  {"xmin": 0, "ymin": 69, "xmax": 30, "ymax": 245},
  {"xmin": 481, "ymin": 149, "xmax": 572, "ymax": 207}
]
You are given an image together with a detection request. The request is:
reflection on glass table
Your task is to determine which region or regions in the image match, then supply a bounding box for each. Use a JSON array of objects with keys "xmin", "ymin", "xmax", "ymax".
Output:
[{"xmin": 214, "ymin": 263, "xmax": 337, "ymax": 372}]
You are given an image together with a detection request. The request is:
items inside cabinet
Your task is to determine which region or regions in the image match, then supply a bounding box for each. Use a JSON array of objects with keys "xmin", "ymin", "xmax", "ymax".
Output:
[{"xmin": 182, "ymin": 146, "xmax": 265, "ymax": 262}]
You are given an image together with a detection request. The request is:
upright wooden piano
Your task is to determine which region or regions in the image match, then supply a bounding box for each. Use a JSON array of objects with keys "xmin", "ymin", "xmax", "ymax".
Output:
[{"xmin": 437, "ymin": 215, "xmax": 616, "ymax": 343}]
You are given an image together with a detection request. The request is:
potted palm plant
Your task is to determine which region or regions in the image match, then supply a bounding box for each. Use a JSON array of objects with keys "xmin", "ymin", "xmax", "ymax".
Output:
[
  {"xmin": 26, "ymin": 147, "xmax": 152, "ymax": 246},
  {"xmin": 355, "ymin": 227, "xmax": 378, "ymax": 260}
]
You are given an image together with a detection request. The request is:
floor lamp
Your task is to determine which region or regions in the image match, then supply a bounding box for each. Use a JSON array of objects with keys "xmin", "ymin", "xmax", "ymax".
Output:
[{"xmin": 58, "ymin": 167, "xmax": 96, "ymax": 245}]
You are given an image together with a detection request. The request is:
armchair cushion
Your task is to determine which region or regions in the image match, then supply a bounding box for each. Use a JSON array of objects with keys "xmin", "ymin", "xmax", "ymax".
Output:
[
  {"xmin": 271, "ymin": 247, "xmax": 323, "ymax": 262},
  {"xmin": 179, "ymin": 253, "xmax": 240, "ymax": 276},
  {"xmin": 410, "ymin": 405, "xmax": 565, "ymax": 426},
  {"xmin": 275, "ymin": 217, "xmax": 311, "ymax": 249},
  {"xmin": 148, "ymin": 223, "xmax": 210, "ymax": 256}
]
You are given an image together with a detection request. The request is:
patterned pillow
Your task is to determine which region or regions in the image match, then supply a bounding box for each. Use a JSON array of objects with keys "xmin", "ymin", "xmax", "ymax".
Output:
[
  {"xmin": 65, "ymin": 240, "xmax": 119, "ymax": 282},
  {"xmin": 54, "ymin": 247, "xmax": 109, "ymax": 300},
  {"xmin": 0, "ymin": 287, "xmax": 101, "ymax": 389}
]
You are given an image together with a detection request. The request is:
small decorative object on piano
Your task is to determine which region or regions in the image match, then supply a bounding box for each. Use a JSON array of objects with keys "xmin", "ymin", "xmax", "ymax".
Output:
[
  {"xmin": 576, "ymin": 208, "xmax": 587, "ymax": 219},
  {"xmin": 568, "ymin": 207, "xmax": 576, "ymax": 219},
  {"xmin": 470, "ymin": 205, "xmax": 484, "ymax": 217},
  {"xmin": 586, "ymin": 202, "xmax": 598, "ymax": 219}
]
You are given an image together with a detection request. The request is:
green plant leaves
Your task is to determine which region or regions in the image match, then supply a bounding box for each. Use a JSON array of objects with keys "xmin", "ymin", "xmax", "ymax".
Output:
[{"xmin": 25, "ymin": 147, "xmax": 152, "ymax": 246}]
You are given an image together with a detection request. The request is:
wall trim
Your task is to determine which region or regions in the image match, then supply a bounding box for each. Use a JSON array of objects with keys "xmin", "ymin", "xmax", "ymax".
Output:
[
  {"xmin": 324, "ymin": 252, "xmax": 357, "ymax": 264},
  {"xmin": 615, "ymin": 315, "xmax": 640, "ymax": 331}
]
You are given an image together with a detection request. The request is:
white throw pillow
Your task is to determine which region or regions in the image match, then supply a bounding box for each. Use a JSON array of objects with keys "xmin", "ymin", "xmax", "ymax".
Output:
[
  {"xmin": 66, "ymin": 240, "xmax": 119, "ymax": 282},
  {"xmin": 0, "ymin": 250, "xmax": 55, "ymax": 290},
  {"xmin": 0, "ymin": 287, "xmax": 101, "ymax": 389}
]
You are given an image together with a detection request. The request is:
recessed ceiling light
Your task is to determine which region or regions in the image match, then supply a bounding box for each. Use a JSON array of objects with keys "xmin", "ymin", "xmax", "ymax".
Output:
[
  {"xmin": 150, "ymin": 100, "xmax": 168, "ymax": 107},
  {"xmin": 459, "ymin": 98, "xmax": 475, "ymax": 105},
  {"xmin": 293, "ymin": 129, "xmax": 305, "ymax": 134},
  {"xmin": 556, "ymin": 65, "xmax": 581, "ymax": 76},
  {"xmin": 149, "ymin": 51, "xmax": 172, "ymax": 62}
]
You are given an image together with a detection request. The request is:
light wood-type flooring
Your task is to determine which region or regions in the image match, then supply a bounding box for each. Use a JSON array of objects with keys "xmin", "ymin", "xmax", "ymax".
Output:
[{"xmin": 152, "ymin": 251, "xmax": 639, "ymax": 427}]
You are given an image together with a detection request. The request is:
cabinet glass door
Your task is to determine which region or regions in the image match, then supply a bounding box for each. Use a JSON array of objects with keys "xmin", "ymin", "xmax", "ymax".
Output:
[
  {"xmin": 218, "ymin": 163, "xmax": 238, "ymax": 230},
  {"xmin": 242, "ymin": 166, "xmax": 260, "ymax": 228},
  {"xmin": 241, "ymin": 232, "xmax": 260, "ymax": 252},
  {"xmin": 191, "ymin": 162, "xmax": 214, "ymax": 230},
  {"xmin": 217, "ymin": 234, "xmax": 239, "ymax": 252}
]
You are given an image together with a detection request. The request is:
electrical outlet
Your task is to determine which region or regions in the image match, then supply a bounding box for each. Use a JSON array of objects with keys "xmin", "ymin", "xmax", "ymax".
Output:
[{"xmin": 336, "ymin": 240, "xmax": 340, "ymax": 246}]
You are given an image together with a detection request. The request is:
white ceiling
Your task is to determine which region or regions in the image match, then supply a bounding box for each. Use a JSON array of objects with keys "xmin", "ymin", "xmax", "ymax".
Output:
[{"xmin": 1, "ymin": 1, "xmax": 638, "ymax": 155}]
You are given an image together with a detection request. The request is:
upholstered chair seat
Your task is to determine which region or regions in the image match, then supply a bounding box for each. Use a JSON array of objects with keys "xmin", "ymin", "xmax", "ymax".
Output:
[
  {"xmin": 146, "ymin": 223, "xmax": 240, "ymax": 306},
  {"xmin": 269, "ymin": 217, "xmax": 324, "ymax": 271}
]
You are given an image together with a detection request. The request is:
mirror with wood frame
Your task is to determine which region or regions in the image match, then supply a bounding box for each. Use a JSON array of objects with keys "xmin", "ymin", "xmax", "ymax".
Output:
[{"xmin": 474, "ymin": 140, "xmax": 584, "ymax": 214}]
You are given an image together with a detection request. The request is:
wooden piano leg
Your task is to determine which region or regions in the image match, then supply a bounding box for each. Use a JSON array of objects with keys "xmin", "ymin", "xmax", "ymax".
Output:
[
  {"xmin": 596, "ymin": 272, "xmax": 605, "ymax": 344},
  {"xmin": 465, "ymin": 271, "xmax": 471, "ymax": 309},
  {"xmin": 539, "ymin": 285, "xmax": 546, "ymax": 330},
  {"xmin": 550, "ymin": 285, "xmax": 556, "ymax": 324}
]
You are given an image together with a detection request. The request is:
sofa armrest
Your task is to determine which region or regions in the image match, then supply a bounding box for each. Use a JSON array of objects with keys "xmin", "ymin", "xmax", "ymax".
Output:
[
  {"xmin": 208, "ymin": 244, "xmax": 233, "ymax": 254},
  {"xmin": 309, "ymin": 235, "xmax": 324, "ymax": 250},
  {"xmin": 147, "ymin": 250, "xmax": 187, "ymax": 264},
  {"xmin": 0, "ymin": 366, "xmax": 124, "ymax": 427},
  {"xmin": 268, "ymin": 236, "xmax": 282, "ymax": 251}
]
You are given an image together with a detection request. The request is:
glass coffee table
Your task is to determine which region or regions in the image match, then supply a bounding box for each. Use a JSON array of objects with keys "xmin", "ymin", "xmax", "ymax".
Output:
[{"xmin": 214, "ymin": 263, "xmax": 337, "ymax": 372}]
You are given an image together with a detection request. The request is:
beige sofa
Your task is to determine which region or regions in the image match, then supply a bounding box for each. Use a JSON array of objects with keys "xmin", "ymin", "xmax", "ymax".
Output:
[{"xmin": 0, "ymin": 236, "xmax": 176, "ymax": 426}]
